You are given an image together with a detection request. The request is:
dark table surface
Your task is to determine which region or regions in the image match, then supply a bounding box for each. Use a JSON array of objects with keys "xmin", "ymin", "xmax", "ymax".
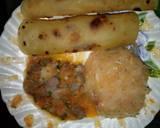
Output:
[{"xmin": 0, "ymin": 1, "xmax": 160, "ymax": 128}]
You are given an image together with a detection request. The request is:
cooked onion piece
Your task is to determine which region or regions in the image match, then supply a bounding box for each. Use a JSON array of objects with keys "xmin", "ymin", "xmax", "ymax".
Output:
[
  {"xmin": 18, "ymin": 13, "xmax": 139, "ymax": 55},
  {"xmin": 21, "ymin": 0, "xmax": 157, "ymax": 18},
  {"xmin": 85, "ymin": 47, "xmax": 149, "ymax": 117}
]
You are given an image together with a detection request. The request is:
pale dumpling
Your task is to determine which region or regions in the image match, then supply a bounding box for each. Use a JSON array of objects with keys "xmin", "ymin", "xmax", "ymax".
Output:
[{"xmin": 85, "ymin": 47, "xmax": 149, "ymax": 117}]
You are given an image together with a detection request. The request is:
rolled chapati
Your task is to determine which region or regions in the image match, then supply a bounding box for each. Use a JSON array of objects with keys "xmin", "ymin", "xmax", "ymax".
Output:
[
  {"xmin": 21, "ymin": 0, "xmax": 157, "ymax": 18},
  {"xmin": 18, "ymin": 13, "xmax": 139, "ymax": 55}
]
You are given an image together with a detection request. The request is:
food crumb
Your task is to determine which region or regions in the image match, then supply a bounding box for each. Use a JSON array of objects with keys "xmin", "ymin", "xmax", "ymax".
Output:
[
  {"xmin": 146, "ymin": 98, "xmax": 156, "ymax": 105},
  {"xmin": 47, "ymin": 121, "xmax": 53, "ymax": 128},
  {"xmin": 24, "ymin": 114, "xmax": 34, "ymax": 127},
  {"xmin": 141, "ymin": 20, "xmax": 153, "ymax": 31},
  {"xmin": 0, "ymin": 57, "xmax": 24, "ymax": 65},
  {"xmin": 152, "ymin": 48, "xmax": 160, "ymax": 58},
  {"xmin": 0, "ymin": 57, "xmax": 14, "ymax": 64},
  {"xmin": 10, "ymin": 94, "xmax": 22, "ymax": 108}
]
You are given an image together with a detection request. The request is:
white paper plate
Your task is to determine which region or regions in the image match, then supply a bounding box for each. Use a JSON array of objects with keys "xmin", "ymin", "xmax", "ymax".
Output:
[{"xmin": 0, "ymin": 7, "xmax": 160, "ymax": 128}]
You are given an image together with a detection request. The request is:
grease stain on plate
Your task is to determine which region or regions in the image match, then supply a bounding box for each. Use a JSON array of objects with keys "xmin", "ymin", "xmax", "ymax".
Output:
[
  {"xmin": 9, "ymin": 36, "xmax": 18, "ymax": 45},
  {"xmin": 118, "ymin": 118, "xmax": 126, "ymax": 128},
  {"xmin": 0, "ymin": 56, "xmax": 25, "ymax": 64},
  {"xmin": 95, "ymin": 120, "xmax": 101, "ymax": 128},
  {"xmin": 0, "ymin": 74, "xmax": 19, "ymax": 83},
  {"xmin": 16, "ymin": 11, "xmax": 23, "ymax": 21}
]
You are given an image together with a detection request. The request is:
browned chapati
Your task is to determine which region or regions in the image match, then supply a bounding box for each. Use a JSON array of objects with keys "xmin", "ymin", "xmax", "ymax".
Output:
[{"xmin": 21, "ymin": 0, "xmax": 157, "ymax": 18}]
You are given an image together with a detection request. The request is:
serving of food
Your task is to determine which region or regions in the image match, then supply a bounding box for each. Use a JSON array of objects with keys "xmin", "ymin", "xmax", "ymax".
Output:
[
  {"xmin": 85, "ymin": 47, "xmax": 149, "ymax": 118},
  {"xmin": 18, "ymin": 13, "xmax": 139, "ymax": 55},
  {"xmin": 0, "ymin": 0, "xmax": 160, "ymax": 128}
]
